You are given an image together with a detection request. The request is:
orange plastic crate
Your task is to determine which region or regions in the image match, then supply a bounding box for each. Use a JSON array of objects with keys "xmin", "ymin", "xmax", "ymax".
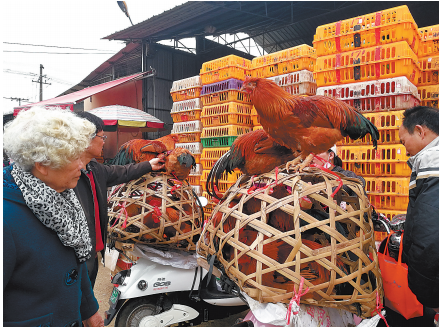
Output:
[
  {"xmin": 368, "ymin": 194, "xmax": 409, "ymax": 211},
  {"xmin": 201, "ymin": 148, "xmax": 230, "ymax": 170},
  {"xmin": 201, "ymin": 125, "xmax": 252, "ymax": 138},
  {"xmin": 365, "ymin": 177, "xmax": 410, "ymax": 195},
  {"xmin": 338, "ymin": 144, "xmax": 408, "ymax": 163},
  {"xmin": 342, "ymin": 162, "xmax": 411, "ymax": 177},
  {"xmin": 418, "ymin": 24, "xmax": 439, "ymax": 41},
  {"xmin": 338, "ymin": 129, "xmax": 400, "ymax": 146},
  {"xmin": 171, "ymin": 109, "xmax": 202, "ymax": 123},
  {"xmin": 201, "ymin": 169, "xmax": 241, "ymax": 183},
  {"xmin": 171, "ymin": 87, "xmax": 202, "ymax": 102},
  {"xmin": 252, "ymin": 44, "xmax": 316, "ymax": 69},
  {"xmin": 375, "ymin": 231, "xmax": 388, "ymax": 242},
  {"xmin": 418, "ymin": 56, "xmax": 439, "ymax": 71},
  {"xmin": 313, "ymin": 5, "xmax": 419, "ymax": 56},
  {"xmin": 201, "ymin": 114, "xmax": 252, "ymax": 127},
  {"xmin": 380, "ymin": 210, "xmax": 407, "ymax": 220},
  {"xmin": 340, "ymin": 94, "xmax": 420, "ymax": 113},
  {"xmin": 418, "ymin": 85, "xmax": 439, "ymax": 101},
  {"xmin": 364, "ymin": 110, "xmax": 405, "ymax": 130},
  {"xmin": 418, "ymin": 39, "xmax": 439, "ymax": 57},
  {"xmin": 202, "ymin": 102, "xmax": 253, "ymax": 116},
  {"xmin": 418, "ymin": 70, "xmax": 439, "ymax": 86},
  {"xmin": 251, "ymin": 107, "xmax": 260, "ymax": 126},
  {"xmin": 253, "ymin": 125, "xmax": 263, "ymax": 131},
  {"xmin": 176, "ymin": 133, "xmax": 201, "ymax": 143},
  {"xmin": 200, "ymin": 66, "xmax": 250, "ymax": 85},
  {"xmin": 201, "ymin": 55, "xmax": 252, "ymax": 73},
  {"xmin": 201, "ymin": 90, "xmax": 251, "ymax": 106},
  {"xmin": 252, "ymin": 57, "xmax": 315, "ymax": 78}
]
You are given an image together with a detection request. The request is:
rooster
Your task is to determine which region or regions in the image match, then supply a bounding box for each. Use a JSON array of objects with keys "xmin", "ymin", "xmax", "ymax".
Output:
[
  {"xmin": 241, "ymin": 77, "xmax": 379, "ymax": 171},
  {"xmin": 108, "ymin": 134, "xmax": 179, "ymax": 165},
  {"xmin": 206, "ymin": 129, "xmax": 298, "ymax": 200}
]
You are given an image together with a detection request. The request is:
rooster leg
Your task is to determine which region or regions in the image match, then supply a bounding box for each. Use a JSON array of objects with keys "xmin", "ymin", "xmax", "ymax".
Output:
[{"xmin": 286, "ymin": 153, "xmax": 314, "ymax": 172}]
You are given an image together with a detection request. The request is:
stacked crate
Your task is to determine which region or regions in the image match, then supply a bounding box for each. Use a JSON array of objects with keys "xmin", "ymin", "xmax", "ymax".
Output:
[
  {"xmin": 417, "ymin": 25, "xmax": 439, "ymax": 108},
  {"xmin": 313, "ymin": 5, "xmax": 422, "ymax": 241},
  {"xmin": 170, "ymin": 75, "xmax": 204, "ymax": 196},
  {"xmin": 199, "ymin": 55, "xmax": 253, "ymax": 219},
  {"xmin": 250, "ymin": 45, "xmax": 317, "ymax": 130}
]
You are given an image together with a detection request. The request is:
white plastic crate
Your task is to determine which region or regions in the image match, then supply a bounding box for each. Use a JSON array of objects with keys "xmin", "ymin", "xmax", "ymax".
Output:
[
  {"xmin": 170, "ymin": 75, "xmax": 202, "ymax": 92},
  {"xmin": 316, "ymin": 76, "xmax": 419, "ymax": 100},
  {"xmin": 282, "ymin": 82, "xmax": 317, "ymax": 95},
  {"xmin": 267, "ymin": 70, "xmax": 316, "ymax": 86},
  {"xmin": 191, "ymin": 185, "xmax": 203, "ymax": 197},
  {"xmin": 175, "ymin": 142, "xmax": 203, "ymax": 155},
  {"xmin": 189, "ymin": 164, "xmax": 203, "ymax": 176},
  {"xmin": 171, "ymin": 121, "xmax": 203, "ymax": 134},
  {"xmin": 171, "ymin": 98, "xmax": 202, "ymax": 113}
]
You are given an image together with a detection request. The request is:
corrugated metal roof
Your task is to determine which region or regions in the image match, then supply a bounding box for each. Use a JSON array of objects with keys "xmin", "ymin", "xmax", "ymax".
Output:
[{"xmin": 104, "ymin": 1, "xmax": 439, "ymax": 53}]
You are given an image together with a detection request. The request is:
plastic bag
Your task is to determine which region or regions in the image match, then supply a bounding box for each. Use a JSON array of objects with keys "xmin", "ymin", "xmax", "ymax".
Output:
[{"xmin": 104, "ymin": 245, "xmax": 120, "ymax": 271}]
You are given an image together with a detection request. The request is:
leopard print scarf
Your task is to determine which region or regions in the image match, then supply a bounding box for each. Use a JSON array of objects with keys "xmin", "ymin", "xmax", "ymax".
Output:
[{"xmin": 11, "ymin": 164, "xmax": 92, "ymax": 262}]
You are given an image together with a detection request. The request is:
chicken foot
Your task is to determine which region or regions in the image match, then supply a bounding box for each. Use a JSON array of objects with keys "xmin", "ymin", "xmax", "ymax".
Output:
[{"xmin": 286, "ymin": 153, "xmax": 314, "ymax": 172}]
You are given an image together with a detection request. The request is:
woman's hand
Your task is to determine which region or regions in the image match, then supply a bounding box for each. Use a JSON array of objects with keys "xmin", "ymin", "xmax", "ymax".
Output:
[
  {"xmin": 149, "ymin": 157, "xmax": 165, "ymax": 171},
  {"xmin": 83, "ymin": 311, "xmax": 104, "ymax": 327}
]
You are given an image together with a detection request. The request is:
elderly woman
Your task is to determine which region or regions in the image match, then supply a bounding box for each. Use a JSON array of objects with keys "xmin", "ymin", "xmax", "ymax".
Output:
[{"xmin": 3, "ymin": 107, "xmax": 103, "ymax": 327}]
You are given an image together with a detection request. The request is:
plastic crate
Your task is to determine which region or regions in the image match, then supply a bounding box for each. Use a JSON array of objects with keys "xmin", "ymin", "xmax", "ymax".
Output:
[
  {"xmin": 176, "ymin": 133, "xmax": 201, "ymax": 143},
  {"xmin": 340, "ymin": 94, "xmax": 420, "ymax": 113},
  {"xmin": 190, "ymin": 164, "xmax": 203, "ymax": 176},
  {"xmin": 418, "ymin": 25, "xmax": 439, "ymax": 41},
  {"xmin": 418, "ymin": 85, "xmax": 439, "ymax": 102},
  {"xmin": 201, "ymin": 55, "xmax": 252, "ymax": 73},
  {"xmin": 282, "ymin": 82, "xmax": 317, "ymax": 96},
  {"xmin": 191, "ymin": 185, "xmax": 203, "ymax": 197},
  {"xmin": 171, "ymin": 109, "xmax": 202, "ymax": 123},
  {"xmin": 252, "ymin": 44, "xmax": 316, "ymax": 69},
  {"xmin": 365, "ymin": 177, "xmax": 410, "ymax": 195},
  {"xmin": 201, "ymin": 90, "xmax": 251, "ymax": 106},
  {"xmin": 201, "ymin": 169, "xmax": 241, "ymax": 183},
  {"xmin": 175, "ymin": 142, "xmax": 203, "ymax": 155},
  {"xmin": 251, "ymin": 107, "xmax": 260, "ymax": 126},
  {"xmin": 201, "ymin": 113, "xmax": 252, "ymax": 127},
  {"xmin": 187, "ymin": 175, "xmax": 201, "ymax": 186},
  {"xmin": 170, "ymin": 75, "xmax": 202, "ymax": 92},
  {"xmin": 338, "ymin": 144, "xmax": 408, "ymax": 163},
  {"xmin": 171, "ymin": 87, "xmax": 202, "ymax": 102},
  {"xmin": 201, "ymin": 148, "xmax": 230, "ymax": 170},
  {"xmin": 417, "ymin": 70, "xmax": 439, "ymax": 86},
  {"xmin": 338, "ymin": 128, "xmax": 400, "ymax": 146},
  {"xmin": 201, "ymin": 78, "xmax": 243, "ymax": 95},
  {"xmin": 313, "ymin": 5, "xmax": 419, "ymax": 56},
  {"xmin": 418, "ymin": 56, "xmax": 439, "ymax": 71},
  {"xmin": 201, "ymin": 136, "xmax": 238, "ymax": 148},
  {"xmin": 202, "ymin": 102, "xmax": 253, "ymax": 117},
  {"xmin": 342, "ymin": 161, "xmax": 411, "ymax": 177},
  {"xmin": 267, "ymin": 70, "xmax": 316, "ymax": 85},
  {"xmin": 253, "ymin": 125, "xmax": 263, "ymax": 131},
  {"xmin": 368, "ymin": 194, "xmax": 409, "ymax": 211},
  {"xmin": 200, "ymin": 66, "xmax": 250, "ymax": 85},
  {"xmin": 363, "ymin": 111, "xmax": 405, "ymax": 130},
  {"xmin": 418, "ymin": 39, "xmax": 439, "ymax": 57},
  {"xmin": 201, "ymin": 125, "xmax": 252, "ymax": 138},
  {"xmin": 380, "ymin": 209, "xmax": 407, "ymax": 220},
  {"xmin": 252, "ymin": 57, "xmax": 315, "ymax": 78},
  {"xmin": 171, "ymin": 121, "xmax": 203, "ymax": 134},
  {"xmin": 171, "ymin": 98, "xmax": 202, "ymax": 112},
  {"xmin": 375, "ymin": 231, "xmax": 388, "ymax": 242},
  {"xmin": 316, "ymin": 76, "xmax": 419, "ymax": 100}
]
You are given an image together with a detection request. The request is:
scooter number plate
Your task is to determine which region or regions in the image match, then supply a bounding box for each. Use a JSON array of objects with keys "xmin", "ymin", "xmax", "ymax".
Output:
[{"xmin": 109, "ymin": 287, "xmax": 121, "ymax": 309}]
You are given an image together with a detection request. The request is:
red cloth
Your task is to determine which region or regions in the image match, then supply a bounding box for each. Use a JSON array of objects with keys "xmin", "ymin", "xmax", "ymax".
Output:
[{"xmin": 86, "ymin": 171, "xmax": 104, "ymax": 253}]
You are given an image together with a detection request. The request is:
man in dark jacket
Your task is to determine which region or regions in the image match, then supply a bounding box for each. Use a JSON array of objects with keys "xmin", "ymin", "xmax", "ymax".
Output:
[
  {"xmin": 399, "ymin": 106, "xmax": 439, "ymax": 311},
  {"xmin": 74, "ymin": 111, "xmax": 165, "ymax": 287}
]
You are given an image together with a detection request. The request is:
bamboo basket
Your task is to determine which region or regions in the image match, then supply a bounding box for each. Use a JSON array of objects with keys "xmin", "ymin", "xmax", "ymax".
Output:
[
  {"xmin": 197, "ymin": 167, "xmax": 382, "ymax": 318},
  {"xmin": 108, "ymin": 172, "xmax": 203, "ymax": 251}
]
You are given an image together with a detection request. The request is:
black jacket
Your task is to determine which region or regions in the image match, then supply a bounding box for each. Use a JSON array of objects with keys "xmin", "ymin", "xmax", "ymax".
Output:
[
  {"xmin": 402, "ymin": 137, "xmax": 439, "ymax": 308},
  {"xmin": 74, "ymin": 159, "xmax": 152, "ymax": 275}
]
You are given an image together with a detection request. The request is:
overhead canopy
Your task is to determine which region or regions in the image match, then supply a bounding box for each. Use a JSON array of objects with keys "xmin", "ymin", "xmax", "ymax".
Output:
[
  {"xmin": 103, "ymin": 1, "xmax": 439, "ymax": 54},
  {"xmin": 13, "ymin": 72, "xmax": 148, "ymax": 116}
]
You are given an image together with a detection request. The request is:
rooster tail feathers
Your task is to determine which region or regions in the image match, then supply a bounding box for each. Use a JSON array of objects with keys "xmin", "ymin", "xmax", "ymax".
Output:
[
  {"xmin": 206, "ymin": 150, "xmax": 232, "ymax": 200},
  {"xmin": 344, "ymin": 111, "xmax": 379, "ymax": 150},
  {"xmin": 107, "ymin": 146, "xmax": 134, "ymax": 165}
]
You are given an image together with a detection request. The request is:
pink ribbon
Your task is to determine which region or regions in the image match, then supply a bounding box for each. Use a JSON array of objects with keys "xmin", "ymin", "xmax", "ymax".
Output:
[
  {"xmin": 372, "ymin": 291, "xmax": 389, "ymax": 327},
  {"xmin": 286, "ymin": 277, "xmax": 309, "ymax": 324}
]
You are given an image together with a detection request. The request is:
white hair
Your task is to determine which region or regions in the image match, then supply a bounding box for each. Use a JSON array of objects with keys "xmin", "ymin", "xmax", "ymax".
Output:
[{"xmin": 3, "ymin": 106, "xmax": 96, "ymax": 171}]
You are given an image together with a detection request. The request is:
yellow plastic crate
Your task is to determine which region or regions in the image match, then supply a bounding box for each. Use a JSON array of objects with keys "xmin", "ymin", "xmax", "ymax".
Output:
[
  {"xmin": 201, "ymin": 169, "xmax": 241, "ymax": 183},
  {"xmin": 201, "ymin": 125, "xmax": 252, "ymax": 138},
  {"xmin": 252, "ymin": 44, "xmax": 316, "ymax": 69},
  {"xmin": 252, "ymin": 57, "xmax": 315, "ymax": 78},
  {"xmin": 418, "ymin": 25, "xmax": 439, "ymax": 57},
  {"xmin": 201, "ymin": 148, "xmax": 230, "ymax": 170},
  {"xmin": 418, "ymin": 85, "xmax": 439, "ymax": 108},
  {"xmin": 418, "ymin": 70, "xmax": 439, "ymax": 86},
  {"xmin": 187, "ymin": 175, "xmax": 201, "ymax": 186},
  {"xmin": 200, "ymin": 66, "xmax": 250, "ymax": 84},
  {"xmin": 201, "ymin": 114, "xmax": 252, "ymax": 127},
  {"xmin": 365, "ymin": 177, "xmax": 410, "ymax": 195},
  {"xmin": 201, "ymin": 55, "xmax": 252, "ymax": 73},
  {"xmin": 202, "ymin": 102, "xmax": 253, "ymax": 116},
  {"xmin": 342, "ymin": 161, "xmax": 411, "ymax": 177},
  {"xmin": 176, "ymin": 133, "xmax": 201, "ymax": 143},
  {"xmin": 368, "ymin": 194, "xmax": 409, "ymax": 211},
  {"xmin": 338, "ymin": 144, "xmax": 408, "ymax": 163},
  {"xmin": 253, "ymin": 125, "xmax": 263, "ymax": 131},
  {"xmin": 201, "ymin": 90, "xmax": 251, "ymax": 106},
  {"xmin": 171, "ymin": 109, "xmax": 202, "ymax": 123},
  {"xmin": 418, "ymin": 24, "xmax": 439, "ymax": 41},
  {"xmin": 418, "ymin": 56, "xmax": 439, "ymax": 71},
  {"xmin": 380, "ymin": 209, "xmax": 407, "ymax": 220},
  {"xmin": 171, "ymin": 87, "xmax": 202, "ymax": 102},
  {"xmin": 338, "ymin": 129, "xmax": 400, "ymax": 146},
  {"xmin": 364, "ymin": 110, "xmax": 405, "ymax": 130},
  {"xmin": 313, "ymin": 5, "xmax": 419, "ymax": 56}
]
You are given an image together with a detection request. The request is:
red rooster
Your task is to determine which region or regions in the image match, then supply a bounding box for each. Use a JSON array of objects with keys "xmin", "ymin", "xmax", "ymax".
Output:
[
  {"xmin": 206, "ymin": 129, "xmax": 298, "ymax": 200},
  {"xmin": 241, "ymin": 77, "xmax": 379, "ymax": 171}
]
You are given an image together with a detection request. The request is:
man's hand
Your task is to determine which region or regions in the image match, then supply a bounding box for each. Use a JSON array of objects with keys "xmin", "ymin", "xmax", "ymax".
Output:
[
  {"xmin": 83, "ymin": 311, "xmax": 104, "ymax": 327},
  {"xmin": 150, "ymin": 157, "xmax": 165, "ymax": 171}
]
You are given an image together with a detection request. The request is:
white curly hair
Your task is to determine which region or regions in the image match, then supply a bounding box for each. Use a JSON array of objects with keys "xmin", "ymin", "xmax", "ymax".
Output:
[{"xmin": 3, "ymin": 106, "xmax": 96, "ymax": 171}]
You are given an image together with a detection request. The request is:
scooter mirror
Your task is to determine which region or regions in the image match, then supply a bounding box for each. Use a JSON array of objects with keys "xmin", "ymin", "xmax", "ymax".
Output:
[{"xmin": 198, "ymin": 196, "xmax": 208, "ymax": 207}]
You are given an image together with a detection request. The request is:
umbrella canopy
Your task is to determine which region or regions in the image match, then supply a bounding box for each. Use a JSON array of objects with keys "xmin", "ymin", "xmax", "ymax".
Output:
[{"xmin": 88, "ymin": 105, "xmax": 164, "ymax": 128}]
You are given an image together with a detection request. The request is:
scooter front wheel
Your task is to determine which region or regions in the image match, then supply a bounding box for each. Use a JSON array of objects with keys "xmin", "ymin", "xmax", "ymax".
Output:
[{"xmin": 115, "ymin": 297, "xmax": 158, "ymax": 327}]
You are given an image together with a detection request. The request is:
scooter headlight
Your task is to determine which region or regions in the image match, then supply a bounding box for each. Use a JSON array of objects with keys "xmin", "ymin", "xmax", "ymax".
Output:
[
  {"xmin": 111, "ymin": 269, "xmax": 131, "ymax": 286},
  {"xmin": 138, "ymin": 280, "xmax": 148, "ymax": 291}
]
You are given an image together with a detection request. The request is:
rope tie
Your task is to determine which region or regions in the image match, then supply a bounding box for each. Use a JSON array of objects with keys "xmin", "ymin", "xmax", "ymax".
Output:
[
  {"xmin": 111, "ymin": 201, "xmax": 129, "ymax": 229},
  {"xmin": 310, "ymin": 154, "xmax": 343, "ymax": 197},
  {"xmin": 169, "ymin": 172, "xmax": 182, "ymax": 195},
  {"xmin": 286, "ymin": 277, "xmax": 309, "ymax": 325},
  {"xmin": 247, "ymin": 166, "xmax": 280, "ymax": 195},
  {"xmin": 372, "ymin": 291, "xmax": 389, "ymax": 327}
]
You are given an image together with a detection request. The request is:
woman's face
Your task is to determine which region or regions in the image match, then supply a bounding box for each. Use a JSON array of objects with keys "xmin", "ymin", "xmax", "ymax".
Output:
[
  {"xmin": 40, "ymin": 158, "xmax": 83, "ymax": 192},
  {"xmin": 86, "ymin": 131, "xmax": 106, "ymax": 158},
  {"xmin": 311, "ymin": 151, "xmax": 334, "ymax": 168}
]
